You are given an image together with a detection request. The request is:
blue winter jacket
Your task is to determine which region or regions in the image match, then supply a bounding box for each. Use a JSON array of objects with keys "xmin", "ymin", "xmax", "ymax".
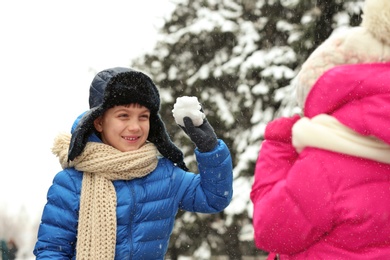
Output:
[{"xmin": 34, "ymin": 123, "xmax": 233, "ymax": 259}]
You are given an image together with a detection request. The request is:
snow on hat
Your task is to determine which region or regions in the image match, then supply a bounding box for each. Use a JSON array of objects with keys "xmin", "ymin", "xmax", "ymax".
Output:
[
  {"xmin": 67, "ymin": 67, "xmax": 188, "ymax": 170},
  {"xmin": 295, "ymin": 0, "xmax": 390, "ymax": 108}
]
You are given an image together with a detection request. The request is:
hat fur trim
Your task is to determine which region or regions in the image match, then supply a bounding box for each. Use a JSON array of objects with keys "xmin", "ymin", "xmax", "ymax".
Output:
[
  {"xmin": 295, "ymin": 0, "xmax": 390, "ymax": 108},
  {"xmin": 362, "ymin": 0, "xmax": 390, "ymax": 46}
]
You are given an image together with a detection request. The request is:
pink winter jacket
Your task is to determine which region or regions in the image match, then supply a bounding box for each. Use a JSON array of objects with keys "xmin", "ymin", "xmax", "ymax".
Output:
[{"xmin": 251, "ymin": 63, "xmax": 390, "ymax": 259}]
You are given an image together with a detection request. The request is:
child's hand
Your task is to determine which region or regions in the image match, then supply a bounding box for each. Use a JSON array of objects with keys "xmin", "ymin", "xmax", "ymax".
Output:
[
  {"xmin": 264, "ymin": 114, "xmax": 301, "ymax": 143},
  {"xmin": 180, "ymin": 117, "xmax": 218, "ymax": 152}
]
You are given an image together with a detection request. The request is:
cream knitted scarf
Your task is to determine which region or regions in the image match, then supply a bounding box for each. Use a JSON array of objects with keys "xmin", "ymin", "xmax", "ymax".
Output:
[
  {"xmin": 52, "ymin": 133, "xmax": 158, "ymax": 259},
  {"xmin": 292, "ymin": 114, "xmax": 390, "ymax": 164}
]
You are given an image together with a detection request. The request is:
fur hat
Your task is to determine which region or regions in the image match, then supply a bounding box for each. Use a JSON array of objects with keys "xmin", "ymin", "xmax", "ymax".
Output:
[
  {"xmin": 67, "ymin": 67, "xmax": 188, "ymax": 171},
  {"xmin": 295, "ymin": 0, "xmax": 390, "ymax": 108}
]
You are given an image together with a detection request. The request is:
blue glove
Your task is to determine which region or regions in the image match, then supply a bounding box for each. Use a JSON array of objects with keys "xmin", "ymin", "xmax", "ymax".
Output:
[{"xmin": 181, "ymin": 117, "xmax": 218, "ymax": 152}]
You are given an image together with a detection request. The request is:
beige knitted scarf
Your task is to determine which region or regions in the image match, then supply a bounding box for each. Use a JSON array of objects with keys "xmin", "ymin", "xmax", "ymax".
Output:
[{"xmin": 52, "ymin": 133, "xmax": 158, "ymax": 259}]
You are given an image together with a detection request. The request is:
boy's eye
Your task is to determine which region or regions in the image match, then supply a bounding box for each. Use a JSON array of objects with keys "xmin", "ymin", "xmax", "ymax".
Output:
[
  {"xmin": 140, "ymin": 114, "xmax": 150, "ymax": 120},
  {"xmin": 118, "ymin": 113, "xmax": 129, "ymax": 118}
]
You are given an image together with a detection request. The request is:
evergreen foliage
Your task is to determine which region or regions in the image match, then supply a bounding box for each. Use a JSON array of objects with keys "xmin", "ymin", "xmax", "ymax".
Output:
[{"xmin": 132, "ymin": 0, "xmax": 363, "ymax": 258}]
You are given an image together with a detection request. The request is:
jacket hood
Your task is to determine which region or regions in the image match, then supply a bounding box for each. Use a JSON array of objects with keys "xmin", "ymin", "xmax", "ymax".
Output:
[{"xmin": 304, "ymin": 62, "xmax": 390, "ymax": 145}]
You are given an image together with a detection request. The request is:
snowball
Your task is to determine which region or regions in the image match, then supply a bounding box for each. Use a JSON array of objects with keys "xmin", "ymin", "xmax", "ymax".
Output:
[{"xmin": 172, "ymin": 96, "xmax": 205, "ymax": 127}]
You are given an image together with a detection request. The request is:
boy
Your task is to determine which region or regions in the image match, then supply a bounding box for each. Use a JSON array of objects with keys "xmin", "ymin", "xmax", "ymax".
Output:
[{"xmin": 34, "ymin": 67, "xmax": 233, "ymax": 259}]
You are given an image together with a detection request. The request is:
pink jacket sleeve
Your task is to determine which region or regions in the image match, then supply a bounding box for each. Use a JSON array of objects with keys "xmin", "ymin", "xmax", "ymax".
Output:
[
  {"xmin": 251, "ymin": 115, "xmax": 300, "ymax": 202},
  {"xmin": 250, "ymin": 116, "xmax": 333, "ymax": 255}
]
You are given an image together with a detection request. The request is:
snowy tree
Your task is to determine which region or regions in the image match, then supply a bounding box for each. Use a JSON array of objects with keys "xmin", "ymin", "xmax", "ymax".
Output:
[{"xmin": 132, "ymin": 0, "xmax": 363, "ymax": 258}]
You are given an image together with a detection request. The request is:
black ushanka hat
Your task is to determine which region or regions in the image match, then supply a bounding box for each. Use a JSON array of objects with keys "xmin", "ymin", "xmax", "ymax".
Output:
[{"xmin": 67, "ymin": 67, "xmax": 188, "ymax": 171}]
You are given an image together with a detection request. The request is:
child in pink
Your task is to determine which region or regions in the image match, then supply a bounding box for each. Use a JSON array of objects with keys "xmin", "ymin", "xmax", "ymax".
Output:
[{"xmin": 251, "ymin": 0, "xmax": 390, "ymax": 259}]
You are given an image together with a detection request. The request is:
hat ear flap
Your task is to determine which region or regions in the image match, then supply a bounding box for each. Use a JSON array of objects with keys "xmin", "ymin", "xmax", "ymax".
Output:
[
  {"xmin": 148, "ymin": 114, "xmax": 188, "ymax": 171},
  {"xmin": 68, "ymin": 107, "xmax": 103, "ymax": 161}
]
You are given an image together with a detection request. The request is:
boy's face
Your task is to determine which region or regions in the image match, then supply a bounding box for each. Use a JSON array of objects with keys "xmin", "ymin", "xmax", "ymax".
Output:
[{"xmin": 93, "ymin": 104, "xmax": 150, "ymax": 152}]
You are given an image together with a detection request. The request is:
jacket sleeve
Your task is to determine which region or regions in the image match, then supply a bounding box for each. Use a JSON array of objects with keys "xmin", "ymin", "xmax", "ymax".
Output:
[
  {"xmin": 251, "ymin": 123, "xmax": 333, "ymax": 254},
  {"xmin": 251, "ymin": 115, "xmax": 301, "ymax": 202},
  {"xmin": 178, "ymin": 139, "xmax": 233, "ymax": 213},
  {"xmin": 34, "ymin": 169, "xmax": 81, "ymax": 259}
]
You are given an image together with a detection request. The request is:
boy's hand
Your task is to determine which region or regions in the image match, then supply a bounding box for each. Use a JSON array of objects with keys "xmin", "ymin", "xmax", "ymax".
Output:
[{"xmin": 181, "ymin": 117, "xmax": 218, "ymax": 152}]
